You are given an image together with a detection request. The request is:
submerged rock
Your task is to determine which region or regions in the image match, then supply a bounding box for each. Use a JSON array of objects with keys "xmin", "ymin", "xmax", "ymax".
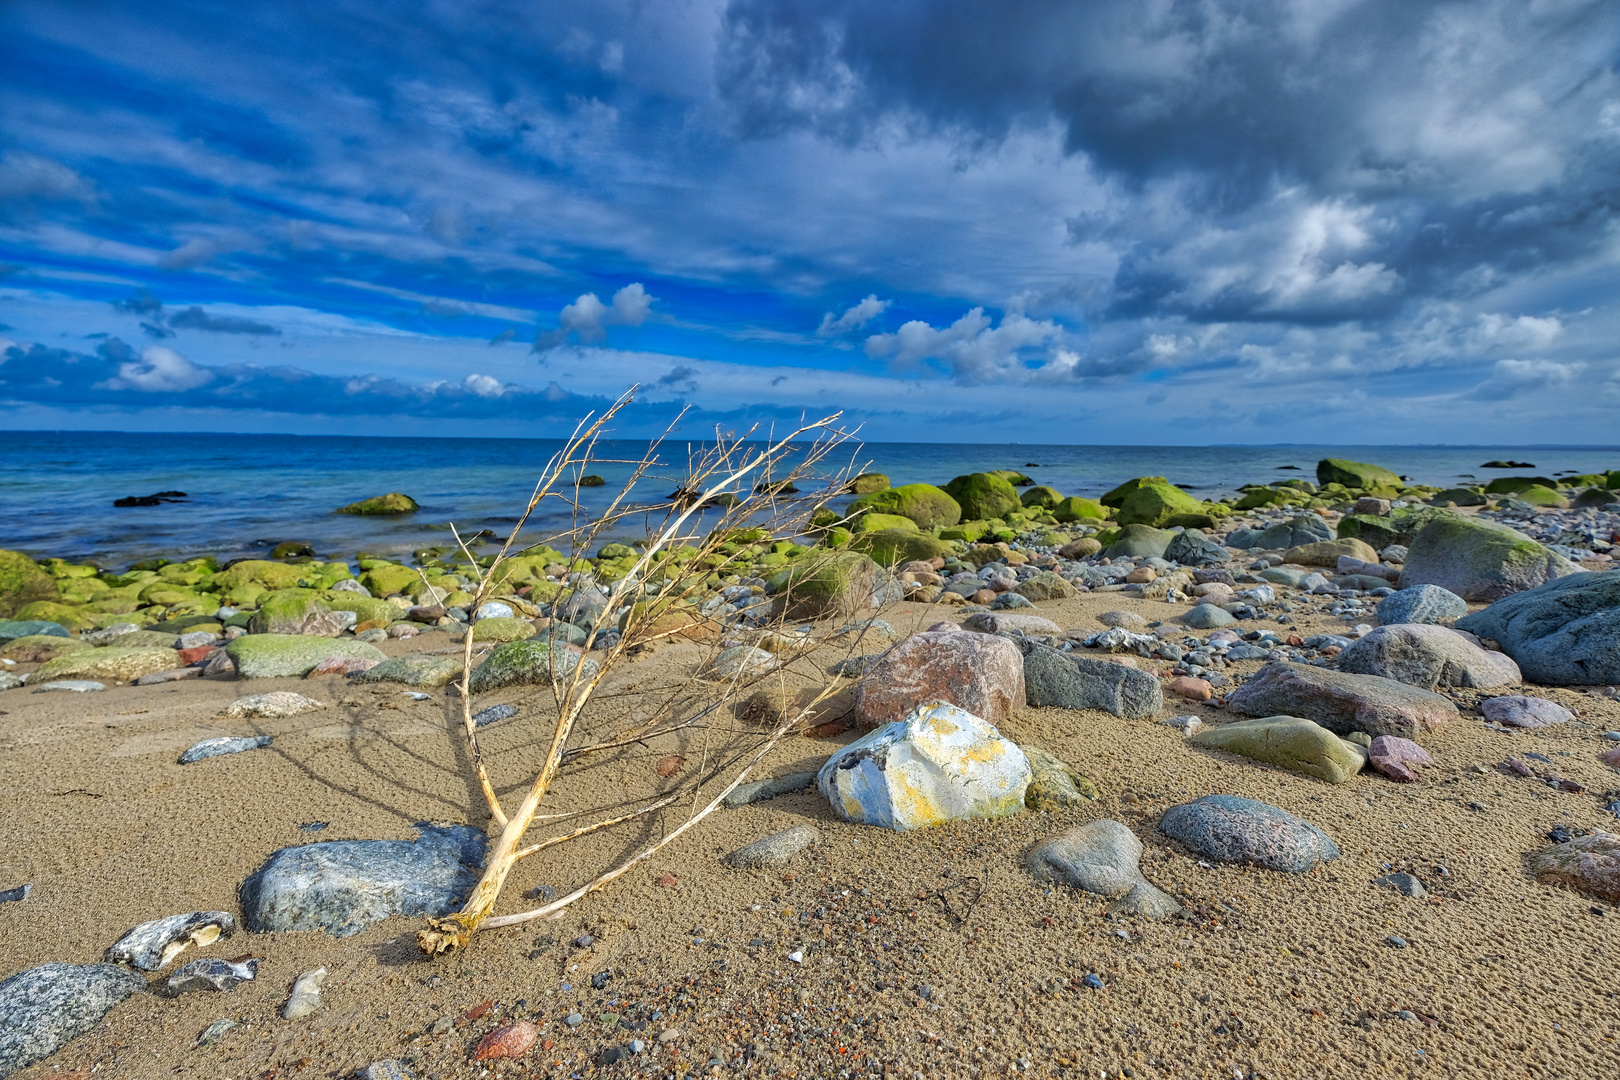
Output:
[
  {"xmin": 179, "ymin": 736, "xmax": 272, "ymax": 764},
  {"xmin": 105, "ymin": 910, "xmax": 236, "ymax": 971},
  {"xmin": 1025, "ymin": 819, "xmax": 1181, "ymax": 918},
  {"xmin": 240, "ymin": 824, "xmax": 486, "ymax": 936},
  {"xmin": 817, "ymin": 700, "xmax": 1031, "ymax": 831},
  {"xmin": 0, "ymin": 962, "xmax": 146, "ymax": 1078},
  {"xmin": 1159, "ymin": 794, "xmax": 1340, "ymax": 872}
]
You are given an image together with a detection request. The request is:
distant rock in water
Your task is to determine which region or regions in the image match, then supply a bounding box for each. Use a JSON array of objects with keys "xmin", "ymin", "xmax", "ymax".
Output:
[
  {"xmin": 335, "ymin": 492, "xmax": 419, "ymax": 515},
  {"xmin": 574, "ymin": 475, "xmax": 607, "ymax": 487},
  {"xmin": 113, "ymin": 491, "xmax": 188, "ymax": 507}
]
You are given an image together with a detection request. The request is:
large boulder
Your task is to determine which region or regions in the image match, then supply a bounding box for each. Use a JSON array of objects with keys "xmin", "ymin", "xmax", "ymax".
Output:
[
  {"xmin": 1102, "ymin": 524, "xmax": 1174, "ymax": 559},
  {"xmin": 1336, "ymin": 624, "xmax": 1520, "ymax": 690},
  {"xmin": 1456, "ymin": 569, "xmax": 1620, "ymax": 685},
  {"xmin": 845, "ymin": 483, "xmax": 961, "ymax": 530},
  {"xmin": 1529, "ymin": 831, "xmax": 1620, "ymax": 902},
  {"xmin": 1376, "ymin": 584, "xmax": 1467, "ymax": 625},
  {"xmin": 1316, "ymin": 458, "xmax": 1400, "ymax": 490},
  {"xmin": 336, "ymin": 492, "xmax": 419, "ymax": 515},
  {"xmin": 1164, "ymin": 529, "xmax": 1229, "ymax": 566},
  {"xmin": 1233, "ymin": 515, "xmax": 1332, "ymax": 550},
  {"xmin": 942, "ymin": 473, "xmax": 1022, "ymax": 521},
  {"xmin": 853, "ymin": 630, "xmax": 1025, "ymax": 730},
  {"xmin": 0, "ymin": 962, "xmax": 146, "ymax": 1078},
  {"xmin": 1025, "ymin": 820, "xmax": 1180, "ymax": 918},
  {"xmin": 848, "ymin": 511, "xmax": 919, "ymax": 535},
  {"xmin": 853, "ymin": 528, "xmax": 954, "ymax": 566},
  {"xmin": 1190, "ymin": 715, "xmax": 1367, "ymax": 784},
  {"xmin": 1018, "ymin": 641, "xmax": 1163, "ymax": 719},
  {"xmin": 33, "ymin": 646, "xmax": 181, "ymax": 684},
  {"xmin": 225, "ymin": 635, "xmax": 387, "ymax": 679},
  {"xmin": 1020, "ymin": 485, "xmax": 1064, "ymax": 509},
  {"xmin": 468, "ymin": 639, "xmax": 599, "ymax": 693},
  {"xmin": 214, "ymin": 559, "xmax": 315, "ymax": 591},
  {"xmin": 1100, "ymin": 476, "xmax": 1168, "ymax": 508},
  {"xmin": 817, "ymin": 700, "xmax": 1030, "ymax": 831},
  {"xmin": 1483, "ymin": 475, "xmax": 1557, "ymax": 495},
  {"xmin": 1225, "ymin": 662, "xmax": 1458, "ymax": 738},
  {"xmin": 1052, "ymin": 496, "xmax": 1108, "ymax": 523},
  {"xmin": 240, "ymin": 824, "xmax": 486, "ymax": 936},
  {"xmin": 772, "ymin": 553, "xmax": 881, "ymax": 622},
  {"xmin": 1114, "ymin": 483, "xmax": 1205, "ymax": 528},
  {"xmin": 0, "ymin": 549, "xmax": 59, "ymax": 619},
  {"xmin": 1399, "ymin": 516, "xmax": 1577, "ymax": 602},
  {"xmin": 1159, "ymin": 794, "xmax": 1340, "ymax": 872}
]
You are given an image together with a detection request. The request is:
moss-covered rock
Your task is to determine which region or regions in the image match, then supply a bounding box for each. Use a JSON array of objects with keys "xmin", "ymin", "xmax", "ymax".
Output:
[
  {"xmin": 1399, "ymin": 515, "xmax": 1579, "ymax": 601},
  {"xmin": 1114, "ymin": 483, "xmax": 1204, "ymax": 528},
  {"xmin": 943, "ymin": 473, "xmax": 1022, "ymax": 521},
  {"xmin": 336, "ymin": 492, "xmax": 420, "ymax": 515},
  {"xmin": 469, "ymin": 616, "xmax": 537, "ymax": 642},
  {"xmin": 1514, "ymin": 485, "xmax": 1569, "ymax": 508},
  {"xmin": 215, "ymin": 560, "xmax": 308, "ymax": 592},
  {"xmin": 1316, "ymin": 459, "xmax": 1401, "ymax": 489},
  {"xmin": 325, "ymin": 595, "xmax": 404, "ymax": 626},
  {"xmin": 1429, "ymin": 488, "xmax": 1487, "ymax": 507},
  {"xmin": 940, "ymin": 520, "xmax": 991, "ymax": 543},
  {"xmin": 1100, "ymin": 477, "xmax": 1169, "ymax": 509},
  {"xmin": 1483, "ymin": 476, "xmax": 1557, "ymax": 495},
  {"xmin": 772, "ymin": 552, "xmax": 879, "ymax": 621},
  {"xmin": 248, "ymin": 590, "xmax": 328, "ymax": 634},
  {"xmin": 360, "ymin": 563, "xmax": 420, "ymax": 597},
  {"xmin": 1163, "ymin": 512, "xmax": 1218, "ymax": 530},
  {"xmin": 853, "ymin": 529, "xmax": 954, "ymax": 566},
  {"xmin": 1102, "ymin": 524, "xmax": 1175, "ymax": 559},
  {"xmin": 35, "ymin": 646, "xmax": 181, "ymax": 684},
  {"xmin": 1020, "ymin": 485, "xmax": 1064, "ymax": 509},
  {"xmin": 1574, "ymin": 487, "xmax": 1618, "ymax": 508},
  {"xmin": 850, "ymin": 511, "xmax": 920, "ymax": 535},
  {"xmin": 1235, "ymin": 487, "xmax": 1294, "ymax": 510},
  {"xmin": 352, "ymin": 654, "xmax": 464, "ymax": 688},
  {"xmin": 0, "ymin": 549, "xmax": 59, "ymax": 619},
  {"xmin": 11, "ymin": 600, "xmax": 91, "ymax": 632},
  {"xmin": 1051, "ymin": 496, "xmax": 1107, "ymax": 523},
  {"xmin": 849, "ymin": 473, "xmax": 890, "ymax": 494},
  {"xmin": 846, "ymin": 483, "xmax": 962, "ymax": 530},
  {"xmin": 225, "ymin": 635, "xmax": 387, "ymax": 678},
  {"xmin": 1, "ymin": 634, "xmax": 92, "ymax": 663},
  {"xmin": 1336, "ymin": 514, "xmax": 1404, "ymax": 549},
  {"xmin": 468, "ymin": 639, "xmax": 598, "ymax": 693}
]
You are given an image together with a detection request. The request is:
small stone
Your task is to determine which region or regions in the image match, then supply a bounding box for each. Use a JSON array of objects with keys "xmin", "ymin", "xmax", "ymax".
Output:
[
  {"xmin": 1082, "ymin": 974, "xmax": 1105, "ymax": 990},
  {"xmin": 1025, "ymin": 819, "xmax": 1180, "ymax": 919},
  {"xmin": 1530, "ymin": 830, "xmax": 1620, "ymax": 901},
  {"xmin": 283, "ymin": 967, "xmax": 326, "ymax": 1019},
  {"xmin": 1386, "ymin": 935, "xmax": 1408, "ymax": 948},
  {"xmin": 565, "ymin": 1012, "xmax": 584, "ymax": 1027},
  {"xmin": 657, "ymin": 1027, "xmax": 680, "ymax": 1043},
  {"xmin": 474, "ymin": 1020, "xmax": 538, "ymax": 1061},
  {"xmin": 727, "ymin": 824, "xmax": 820, "ymax": 869},
  {"xmin": 194, "ymin": 1018, "xmax": 238, "ymax": 1047},
  {"xmin": 1159, "ymin": 794, "xmax": 1340, "ymax": 872},
  {"xmin": 1368, "ymin": 736, "xmax": 1434, "ymax": 782},
  {"xmin": 224, "ymin": 691, "xmax": 326, "ymax": 719},
  {"xmin": 472, "ymin": 703, "xmax": 518, "ymax": 728},
  {"xmin": 178, "ymin": 735, "xmax": 273, "ymax": 764},
  {"xmin": 574, "ymin": 934, "xmax": 594, "ymax": 948},
  {"xmin": 1480, "ymin": 695, "xmax": 1573, "ymax": 729},
  {"xmin": 788, "ymin": 950, "xmax": 804, "ymax": 963},
  {"xmin": 1166, "ymin": 676, "xmax": 1212, "ymax": 702},
  {"xmin": 1374, "ymin": 872, "xmax": 1427, "ymax": 897},
  {"xmin": 362, "ymin": 1061, "xmax": 415, "ymax": 1080},
  {"xmin": 1397, "ymin": 1010, "xmax": 1419, "ymax": 1022},
  {"xmin": 31, "ymin": 680, "xmax": 106, "ymax": 693},
  {"xmin": 166, "ymin": 957, "xmax": 259, "ymax": 996},
  {"xmin": 1098, "ymin": 610, "xmax": 1149, "ymax": 630},
  {"xmin": 1164, "ymin": 714, "xmax": 1203, "ymax": 736}
]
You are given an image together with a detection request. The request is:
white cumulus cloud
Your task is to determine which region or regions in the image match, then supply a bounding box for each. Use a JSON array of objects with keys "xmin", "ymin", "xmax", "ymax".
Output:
[
  {"xmin": 98, "ymin": 345, "xmax": 214, "ymax": 392},
  {"xmin": 864, "ymin": 307, "xmax": 1064, "ymax": 383},
  {"xmin": 535, "ymin": 283, "xmax": 655, "ymax": 349},
  {"xmin": 817, "ymin": 294, "xmax": 890, "ymax": 336}
]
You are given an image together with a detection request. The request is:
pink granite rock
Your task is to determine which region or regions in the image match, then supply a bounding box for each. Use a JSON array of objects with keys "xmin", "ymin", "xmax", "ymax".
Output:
[{"xmin": 1368, "ymin": 736, "xmax": 1434, "ymax": 782}]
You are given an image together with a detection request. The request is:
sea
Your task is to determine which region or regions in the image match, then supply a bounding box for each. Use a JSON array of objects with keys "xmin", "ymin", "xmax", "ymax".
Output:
[{"xmin": 2, "ymin": 431, "xmax": 1617, "ymax": 570}]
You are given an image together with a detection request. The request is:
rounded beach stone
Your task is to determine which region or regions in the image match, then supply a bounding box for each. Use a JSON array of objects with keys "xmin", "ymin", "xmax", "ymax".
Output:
[
  {"xmin": 0, "ymin": 962, "xmax": 146, "ymax": 1077},
  {"xmin": 1159, "ymin": 793, "xmax": 1340, "ymax": 872},
  {"xmin": 1336, "ymin": 624, "xmax": 1521, "ymax": 690},
  {"xmin": 726, "ymin": 824, "xmax": 820, "ymax": 869},
  {"xmin": 1480, "ymin": 695, "xmax": 1572, "ymax": 729},
  {"xmin": 1375, "ymin": 584, "xmax": 1467, "ymax": 626},
  {"xmin": 854, "ymin": 631, "xmax": 1025, "ymax": 731},
  {"xmin": 224, "ymin": 692, "xmax": 326, "ymax": 719},
  {"xmin": 1025, "ymin": 819, "xmax": 1180, "ymax": 918},
  {"xmin": 225, "ymin": 635, "xmax": 387, "ymax": 679},
  {"xmin": 353, "ymin": 654, "xmax": 463, "ymax": 688},
  {"xmin": 1190, "ymin": 715, "xmax": 1366, "ymax": 784},
  {"xmin": 1529, "ymin": 831, "xmax": 1620, "ymax": 901},
  {"xmin": 1456, "ymin": 569, "xmax": 1620, "ymax": 685},
  {"xmin": 32, "ymin": 646, "xmax": 181, "ymax": 684}
]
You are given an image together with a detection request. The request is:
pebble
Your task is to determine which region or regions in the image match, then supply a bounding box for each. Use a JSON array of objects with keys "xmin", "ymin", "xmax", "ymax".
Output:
[
  {"xmin": 565, "ymin": 1012, "xmax": 584, "ymax": 1027},
  {"xmin": 1374, "ymin": 872, "xmax": 1427, "ymax": 898},
  {"xmin": 178, "ymin": 735, "xmax": 273, "ymax": 764},
  {"xmin": 1082, "ymin": 974, "xmax": 1105, "ymax": 990},
  {"xmin": 283, "ymin": 967, "xmax": 326, "ymax": 1018},
  {"xmin": 473, "ymin": 702, "xmax": 518, "ymax": 728},
  {"xmin": 362, "ymin": 1061, "xmax": 414, "ymax": 1080},
  {"xmin": 1386, "ymin": 935, "xmax": 1409, "ymax": 949},
  {"xmin": 32, "ymin": 680, "xmax": 106, "ymax": 693},
  {"xmin": 1164, "ymin": 715, "xmax": 1203, "ymax": 735},
  {"xmin": 194, "ymin": 1018, "xmax": 239, "ymax": 1047},
  {"xmin": 166, "ymin": 957, "xmax": 259, "ymax": 996},
  {"xmin": 788, "ymin": 950, "xmax": 804, "ymax": 963}
]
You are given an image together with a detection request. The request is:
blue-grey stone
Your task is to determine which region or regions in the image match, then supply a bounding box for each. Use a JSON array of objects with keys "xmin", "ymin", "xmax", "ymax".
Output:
[
  {"xmin": 1252, "ymin": 516, "xmax": 1332, "ymax": 550},
  {"xmin": 0, "ymin": 620, "xmax": 69, "ymax": 643},
  {"xmin": 1456, "ymin": 569, "xmax": 1620, "ymax": 685},
  {"xmin": 165, "ymin": 957, "xmax": 259, "ymax": 996},
  {"xmin": 1226, "ymin": 645, "xmax": 1271, "ymax": 661},
  {"xmin": 1159, "ymin": 794, "xmax": 1340, "ymax": 872},
  {"xmin": 1019, "ymin": 641, "xmax": 1164, "ymax": 719},
  {"xmin": 1258, "ymin": 567, "xmax": 1308, "ymax": 587},
  {"xmin": 1182, "ymin": 604, "xmax": 1235, "ymax": 630},
  {"xmin": 1164, "ymin": 529, "xmax": 1229, "ymax": 567},
  {"xmin": 1376, "ymin": 585, "xmax": 1467, "ymax": 625},
  {"xmin": 178, "ymin": 736, "xmax": 272, "ymax": 764},
  {"xmin": 472, "ymin": 703, "xmax": 518, "ymax": 729},
  {"xmin": 239, "ymin": 824, "xmax": 486, "ymax": 936},
  {"xmin": 990, "ymin": 591, "xmax": 1034, "ymax": 610},
  {"xmin": 0, "ymin": 962, "xmax": 146, "ymax": 1078}
]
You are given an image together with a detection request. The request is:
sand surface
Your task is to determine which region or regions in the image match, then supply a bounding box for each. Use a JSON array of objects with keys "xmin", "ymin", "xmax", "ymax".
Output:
[{"xmin": 3, "ymin": 592, "xmax": 1619, "ymax": 1080}]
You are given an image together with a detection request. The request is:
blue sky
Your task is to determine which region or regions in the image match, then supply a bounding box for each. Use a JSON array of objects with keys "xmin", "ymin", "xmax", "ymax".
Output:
[{"xmin": 2, "ymin": 0, "xmax": 1618, "ymax": 442}]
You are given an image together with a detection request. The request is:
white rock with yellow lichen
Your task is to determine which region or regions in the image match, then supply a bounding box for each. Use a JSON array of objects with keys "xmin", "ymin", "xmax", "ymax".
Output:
[{"xmin": 816, "ymin": 700, "xmax": 1031, "ymax": 831}]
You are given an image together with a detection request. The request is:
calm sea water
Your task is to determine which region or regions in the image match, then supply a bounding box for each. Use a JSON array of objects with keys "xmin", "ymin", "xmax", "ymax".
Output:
[{"xmin": 2, "ymin": 431, "xmax": 1616, "ymax": 569}]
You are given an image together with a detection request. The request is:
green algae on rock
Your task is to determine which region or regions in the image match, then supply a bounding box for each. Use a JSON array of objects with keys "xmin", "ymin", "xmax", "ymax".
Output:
[
  {"xmin": 0, "ymin": 549, "xmax": 60, "ymax": 619},
  {"xmin": 225, "ymin": 635, "xmax": 387, "ymax": 678},
  {"xmin": 942, "ymin": 473, "xmax": 1022, "ymax": 521},
  {"xmin": 335, "ymin": 492, "xmax": 420, "ymax": 516}
]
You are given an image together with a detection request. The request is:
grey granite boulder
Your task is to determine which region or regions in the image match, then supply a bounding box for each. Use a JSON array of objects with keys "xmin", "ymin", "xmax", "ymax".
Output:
[
  {"xmin": 1399, "ymin": 516, "xmax": 1577, "ymax": 602},
  {"xmin": 1225, "ymin": 661, "xmax": 1458, "ymax": 738},
  {"xmin": 1019, "ymin": 641, "xmax": 1163, "ymax": 719},
  {"xmin": 1159, "ymin": 794, "xmax": 1340, "ymax": 872},
  {"xmin": 105, "ymin": 910, "xmax": 236, "ymax": 971},
  {"xmin": 1251, "ymin": 515, "xmax": 1333, "ymax": 550},
  {"xmin": 1375, "ymin": 584, "xmax": 1468, "ymax": 625},
  {"xmin": 239, "ymin": 824, "xmax": 486, "ymax": 936},
  {"xmin": 1025, "ymin": 819, "xmax": 1180, "ymax": 918},
  {"xmin": 1336, "ymin": 624, "xmax": 1521, "ymax": 690},
  {"xmin": 726, "ymin": 824, "xmax": 819, "ymax": 869},
  {"xmin": 1456, "ymin": 569, "xmax": 1620, "ymax": 685},
  {"xmin": 1164, "ymin": 529, "xmax": 1230, "ymax": 567},
  {"xmin": 0, "ymin": 962, "xmax": 146, "ymax": 1079}
]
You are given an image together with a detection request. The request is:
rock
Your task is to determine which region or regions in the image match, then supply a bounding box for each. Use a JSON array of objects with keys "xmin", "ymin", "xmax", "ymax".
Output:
[
  {"xmin": 1165, "ymin": 713, "xmax": 1204, "ymax": 735},
  {"xmin": 0, "ymin": 962, "xmax": 146, "ymax": 1076},
  {"xmin": 0, "ymin": 551, "xmax": 62, "ymax": 621},
  {"xmin": 1191, "ymin": 716, "xmax": 1366, "ymax": 784},
  {"xmin": 307, "ymin": 655, "xmax": 380, "ymax": 677},
  {"xmin": 1399, "ymin": 516, "xmax": 1578, "ymax": 602},
  {"xmin": 1113, "ymin": 482, "xmax": 1205, "ymax": 529},
  {"xmin": 1166, "ymin": 676, "xmax": 1212, "ymax": 701},
  {"xmin": 727, "ymin": 824, "xmax": 820, "ymax": 868},
  {"xmin": 1102, "ymin": 524, "xmax": 1175, "ymax": 559},
  {"xmin": 1025, "ymin": 820, "xmax": 1180, "ymax": 918},
  {"xmin": 1480, "ymin": 695, "xmax": 1573, "ymax": 729},
  {"xmin": 1455, "ymin": 569, "xmax": 1620, "ymax": 685},
  {"xmin": 1353, "ymin": 497, "xmax": 1393, "ymax": 516},
  {"xmin": 1097, "ymin": 610, "xmax": 1148, "ymax": 630},
  {"xmin": 0, "ymin": 635, "xmax": 89, "ymax": 664},
  {"xmin": 1164, "ymin": 529, "xmax": 1229, "ymax": 566},
  {"xmin": 472, "ymin": 703, "xmax": 518, "ymax": 729},
  {"xmin": 0, "ymin": 619, "xmax": 69, "ymax": 643},
  {"xmin": 1019, "ymin": 641, "xmax": 1163, "ymax": 719},
  {"xmin": 178, "ymin": 735, "xmax": 273, "ymax": 764},
  {"xmin": 283, "ymin": 967, "xmax": 326, "ymax": 1019},
  {"xmin": 1159, "ymin": 794, "xmax": 1341, "ymax": 872},
  {"xmin": 225, "ymin": 635, "xmax": 386, "ymax": 679},
  {"xmin": 224, "ymin": 691, "xmax": 326, "ymax": 719},
  {"xmin": 1058, "ymin": 537, "xmax": 1103, "ymax": 558},
  {"xmin": 474, "ymin": 1021, "xmax": 538, "ymax": 1061},
  {"xmin": 772, "ymin": 553, "xmax": 882, "ymax": 621},
  {"xmin": 194, "ymin": 1018, "xmax": 238, "ymax": 1047},
  {"xmin": 849, "ymin": 472, "xmax": 890, "ymax": 494},
  {"xmin": 32, "ymin": 646, "xmax": 181, "ymax": 684},
  {"xmin": 240, "ymin": 824, "xmax": 487, "ymax": 936},
  {"xmin": 1285, "ymin": 538, "xmax": 1379, "ymax": 567},
  {"xmin": 1337, "ymin": 556, "xmax": 1398, "ymax": 582},
  {"xmin": 1374, "ymin": 872, "xmax": 1426, "ymax": 897},
  {"xmin": 721, "ymin": 771, "xmax": 819, "ymax": 808},
  {"xmin": 336, "ymin": 493, "xmax": 419, "ymax": 516},
  {"xmin": 106, "ymin": 910, "xmax": 236, "ymax": 971},
  {"xmin": 469, "ymin": 616, "xmax": 535, "ymax": 643},
  {"xmin": 817, "ymin": 700, "xmax": 1031, "ymax": 831},
  {"xmin": 941, "ymin": 472, "xmax": 1022, "ymax": 521},
  {"xmin": 853, "ymin": 631, "xmax": 1025, "ymax": 731},
  {"xmin": 960, "ymin": 612, "xmax": 1063, "ymax": 635},
  {"xmin": 1226, "ymin": 662, "xmax": 1458, "ymax": 738},
  {"xmin": 165, "ymin": 957, "xmax": 259, "ymax": 996},
  {"xmin": 353, "ymin": 654, "xmax": 463, "ymax": 688},
  {"xmin": 362, "ymin": 1061, "xmax": 414, "ymax": 1080},
  {"xmin": 32, "ymin": 680, "xmax": 106, "ymax": 694},
  {"xmin": 1020, "ymin": 745, "xmax": 1097, "ymax": 809},
  {"xmin": 1013, "ymin": 571, "xmax": 1077, "ymax": 601},
  {"xmin": 845, "ymin": 483, "xmax": 961, "ymax": 530},
  {"xmin": 1367, "ymin": 736, "xmax": 1433, "ymax": 782},
  {"xmin": 1336, "ymin": 624, "xmax": 1521, "ymax": 690},
  {"xmin": 1244, "ymin": 515, "xmax": 1333, "ymax": 550},
  {"xmin": 1181, "ymin": 604, "xmax": 1236, "ymax": 630},
  {"xmin": 1376, "ymin": 584, "xmax": 1468, "ymax": 625},
  {"xmin": 1317, "ymin": 458, "xmax": 1401, "ymax": 489},
  {"xmin": 467, "ymin": 640, "xmax": 599, "ymax": 694},
  {"xmin": 708, "ymin": 646, "xmax": 778, "ymax": 680},
  {"xmin": 1530, "ymin": 831, "xmax": 1620, "ymax": 901}
]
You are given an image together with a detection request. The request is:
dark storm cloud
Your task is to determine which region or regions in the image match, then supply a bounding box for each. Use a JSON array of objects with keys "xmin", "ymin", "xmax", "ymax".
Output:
[{"xmin": 166, "ymin": 306, "xmax": 280, "ymax": 335}]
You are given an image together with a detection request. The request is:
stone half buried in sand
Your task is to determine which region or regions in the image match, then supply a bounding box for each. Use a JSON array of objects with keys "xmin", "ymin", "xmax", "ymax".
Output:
[
  {"xmin": 1335, "ymin": 624, "xmax": 1521, "ymax": 691},
  {"xmin": 817, "ymin": 700, "xmax": 1031, "ymax": 832},
  {"xmin": 105, "ymin": 910, "xmax": 237, "ymax": 971},
  {"xmin": 178, "ymin": 735, "xmax": 273, "ymax": 764},
  {"xmin": 1529, "ymin": 831, "xmax": 1620, "ymax": 902},
  {"xmin": 224, "ymin": 691, "xmax": 326, "ymax": 719},
  {"xmin": 0, "ymin": 962, "xmax": 146, "ymax": 1079},
  {"xmin": 852, "ymin": 630, "xmax": 1025, "ymax": 731},
  {"xmin": 353, "ymin": 653, "xmax": 463, "ymax": 688},
  {"xmin": 239, "ymin": 823, "xmax": 486, "ymax": 936},
  {"xmin": 1017, "ymin": 641, "xmax": 1164, "ymax": 719},
  {"xmin": 225, "ymin": 635, "xmax": 387, "ymax": 679},
  {"xmin": 1456, "ymin": 569, "xmax": 1620, "ymax": 686},
  {"xmin": 1159, "ymin": 794, "xmax": 1341, "ymax": 873},
  {"xmin": 1225, "ymin": 662, "xmax": 1458, "ymax": 739},
  {"xmin": 467, "ymin": 639, "xmax": 599, "ymax": 694},
  {"xmin": 32, "ymin": 646, "xmax": 181, "ymax": 684},
  {"xmin": 1025, "ymin": 819, "xmax": 1181, "ymax": 919},
  {"xmin": 1191, "ymin": 715, "xmax": 1367, "ymax": 785},
  {"xmin": 960, "ymin": 612, "xmax": 1063, "ymax": 636}
]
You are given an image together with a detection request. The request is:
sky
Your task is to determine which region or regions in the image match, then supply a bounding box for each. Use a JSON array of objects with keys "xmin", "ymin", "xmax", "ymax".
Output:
[{"xmin": 2, "ymin": 0, "xmax": 1619, "ymax": 443}]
